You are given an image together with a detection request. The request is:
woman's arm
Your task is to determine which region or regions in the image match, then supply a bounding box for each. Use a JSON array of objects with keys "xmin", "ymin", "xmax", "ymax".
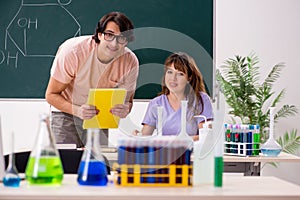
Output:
[{"xmin": 133, "ymin": 124, "xmax": 155, "ymax": 136}]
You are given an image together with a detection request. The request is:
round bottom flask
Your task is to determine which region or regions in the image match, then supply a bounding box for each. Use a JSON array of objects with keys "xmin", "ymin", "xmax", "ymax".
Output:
[{"xmin": 261, "ymin": 107, "xmax": 282, "ymax": 157}]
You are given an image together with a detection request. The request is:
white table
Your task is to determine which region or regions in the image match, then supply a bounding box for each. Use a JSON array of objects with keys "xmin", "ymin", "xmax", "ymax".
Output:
[
  {"xmin": 103, "ymin": 151, "xmax": 300, "ymax": 176},
  {"xmin": 0, "ymin": 174, "xmax": 299, "ymax": 200},
  {"xmin": 7, "ymin": 150, "xmax": 300, "ymax": 176},
  {"xmin": 223, "ymin": 152, "xmax": 300, "ymax": 176}
]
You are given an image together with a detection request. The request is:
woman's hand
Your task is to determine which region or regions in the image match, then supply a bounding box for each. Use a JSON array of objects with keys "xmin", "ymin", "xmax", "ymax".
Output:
[
  {"xmin": 191, "ymin": 135, "xmax": 199, "ymax": 141},
  {"xmin": 132, "ymin": 129, "xmax": 142, "ymax": 136}
]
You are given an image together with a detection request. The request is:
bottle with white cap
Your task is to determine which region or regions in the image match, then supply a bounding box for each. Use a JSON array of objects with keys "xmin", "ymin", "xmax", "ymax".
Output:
[{"xmin": 193, "ymin": 115, "xmax": 214, "ymax": 186}]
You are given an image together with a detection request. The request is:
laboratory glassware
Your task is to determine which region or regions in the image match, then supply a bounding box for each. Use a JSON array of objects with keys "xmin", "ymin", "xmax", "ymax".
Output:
[
  {"xmin": 25, "ymin": 114, "xmax": 64, "ymax": 185},
  {"xmin": 3, "ymin": 132, "xmax": 21, "ymax": 187},
  {"xmin": 261, "ymin": 107, "xmax": 282, "ymax": 157},
  {"xmin": 77, "ymin": 128, "xmax": 108, "ymax": 186}
]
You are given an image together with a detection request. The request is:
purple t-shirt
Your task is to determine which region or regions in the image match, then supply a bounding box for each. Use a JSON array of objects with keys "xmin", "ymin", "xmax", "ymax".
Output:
[{"xmin": 142, "ymin": 92, "xmax": 213, "ymax": 136}]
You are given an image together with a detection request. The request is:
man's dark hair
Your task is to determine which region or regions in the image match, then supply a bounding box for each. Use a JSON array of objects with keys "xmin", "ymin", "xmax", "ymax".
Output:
[{"xmin": 92, "ymin": 11, "xmax": 134, "ymax": 43}]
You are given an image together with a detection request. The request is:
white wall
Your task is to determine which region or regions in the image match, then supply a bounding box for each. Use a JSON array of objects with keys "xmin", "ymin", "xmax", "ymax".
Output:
[
  {"xmin": 0, "ymin": 99, "xmax": 50, "ymax": 154},
  {"xmin": 0, "ymin": 99, "xmax": 148, "ymax": 154},
  {"xmin": 216, "ymin": 0, "xmax": 300, "ymax": 185}
]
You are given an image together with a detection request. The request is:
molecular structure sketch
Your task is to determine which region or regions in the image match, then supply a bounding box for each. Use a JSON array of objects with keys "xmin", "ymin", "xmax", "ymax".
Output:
[{"xmin": 5, "ymin": 0, "xmax": 81, "ymax": 58}]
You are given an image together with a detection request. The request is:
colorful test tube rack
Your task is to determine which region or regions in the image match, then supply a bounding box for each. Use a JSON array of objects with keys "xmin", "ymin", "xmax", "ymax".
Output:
[
  {"xmin": 224, "ymin": 124, "xmax": 260, "ymax": 156},
  {"xmin": 114, "ymin": 137, "xmax": 193, "ymax": 186}
]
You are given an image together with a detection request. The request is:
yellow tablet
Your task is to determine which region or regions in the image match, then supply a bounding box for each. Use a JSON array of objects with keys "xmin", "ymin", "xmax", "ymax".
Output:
[{"xmin": 83, "ymin": 88, "xmax": 127, "ymax": 129}]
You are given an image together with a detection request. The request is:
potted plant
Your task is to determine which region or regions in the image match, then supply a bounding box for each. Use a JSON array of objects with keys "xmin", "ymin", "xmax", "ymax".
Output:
[{"xmin": 216, "ymin": 54, "xmax": 299, "ymax": 154}]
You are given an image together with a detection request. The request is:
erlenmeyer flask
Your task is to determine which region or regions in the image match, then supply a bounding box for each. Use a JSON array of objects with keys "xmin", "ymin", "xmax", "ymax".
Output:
[
  {"xmin": 25, "ymin": 114, "xmax": 64, "ymax": 185},
  {"xmin": 77, "ymin": 128, "xmax": 108, "ymax": 186},
  {"xmin": 261, "ymin": 107, "xmax": 282, "ymax": 156}
]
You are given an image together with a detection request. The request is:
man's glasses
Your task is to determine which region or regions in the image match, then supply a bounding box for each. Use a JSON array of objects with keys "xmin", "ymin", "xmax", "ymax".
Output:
[{"xmin": 103, "ymin": 32, "xmax": 127, "ymax": 44}]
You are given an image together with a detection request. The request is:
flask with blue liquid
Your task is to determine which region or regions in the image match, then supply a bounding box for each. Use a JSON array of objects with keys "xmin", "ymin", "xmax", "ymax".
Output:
[
  {"xmin": 3, "ymin": 132, "xmax": 21, "ymax": 187},
  {"xmin": 77, "ymin": 128, "xmax": 108, "ymax": 186},
  {"xmin": 261, "ymin": 107, "xmax": 282, "ymax": 156}
]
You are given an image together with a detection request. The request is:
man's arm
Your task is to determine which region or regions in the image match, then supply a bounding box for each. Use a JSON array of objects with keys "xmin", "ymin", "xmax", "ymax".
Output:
[{"xmin": 45, "ymin": 77, "xmax": 98, "ymax": 119}]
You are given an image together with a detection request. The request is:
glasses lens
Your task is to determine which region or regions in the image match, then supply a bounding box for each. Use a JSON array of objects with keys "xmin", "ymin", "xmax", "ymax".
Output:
[
  {"xmin": 103, "ymin": 32, "xmax": 127, "ymax": 44},
  {"xmin": 104, "ymin": 32, "xmax": 114, "ymax": 41},
  {"xmin": 116, "ymin": 36, "xmax": 127, "ymax": 44}
]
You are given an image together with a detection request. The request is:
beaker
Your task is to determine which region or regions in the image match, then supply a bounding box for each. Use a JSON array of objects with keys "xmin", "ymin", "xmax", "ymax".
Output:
[
  {"xmin": 25, "ymin": 114, "xmax": 64, "ymax": 185},
  {"xmin": 261, "ymin": 107, "xmax": 282, "ymax": 156},
  {"xmin": 77, "ymin": 128, "xmax": 108, "ymax": 186}
]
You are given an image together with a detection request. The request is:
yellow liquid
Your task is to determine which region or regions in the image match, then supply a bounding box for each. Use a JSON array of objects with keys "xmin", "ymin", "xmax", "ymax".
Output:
[{"xmin": 25, "ymin": 156, "xmax": 64, "ymax": 185}]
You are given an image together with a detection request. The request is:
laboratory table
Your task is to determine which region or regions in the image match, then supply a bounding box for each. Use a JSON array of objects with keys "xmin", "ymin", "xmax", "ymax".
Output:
[
  {"xmin": 102, "ymin": 151, "xmax": 300, "ymax": 176},
  {"xmin": 7, "ymin": 150, "xmax": 300, "ymax": 176},
  {"xmin": 0, "ymin": 174, "xmax": 299, "ymax": 200}
]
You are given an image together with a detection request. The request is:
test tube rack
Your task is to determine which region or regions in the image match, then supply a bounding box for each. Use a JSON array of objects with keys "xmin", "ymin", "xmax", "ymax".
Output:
[
  {"xmin": 113, "ymin": 163, "xmax": 192, "ymax": 187},
  {"xmin": 114, "ymin": 137, "xmax": 192, "ymax": 187},
  {"xmin": 224, "ymin": 124, "xmax": 261, "ymax": 156}
]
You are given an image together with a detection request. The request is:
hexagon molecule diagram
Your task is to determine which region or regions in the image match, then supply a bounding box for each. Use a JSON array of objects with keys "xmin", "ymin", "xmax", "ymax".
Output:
[{"xmin": 5, "ymin": 0, "xmax": 81, "ymax": 57}]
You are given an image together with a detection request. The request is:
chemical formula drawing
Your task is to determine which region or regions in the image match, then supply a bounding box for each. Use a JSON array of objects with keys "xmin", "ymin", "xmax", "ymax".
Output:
[{"xmin": 1, "ymin": 0, "xmax": 81, "ymax": 69}]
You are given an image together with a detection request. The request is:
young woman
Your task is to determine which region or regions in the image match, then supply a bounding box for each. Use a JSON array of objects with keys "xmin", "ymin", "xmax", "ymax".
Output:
[{"xmin": 134, "ymin": 52, "xmax": 213, "ymax": 141}]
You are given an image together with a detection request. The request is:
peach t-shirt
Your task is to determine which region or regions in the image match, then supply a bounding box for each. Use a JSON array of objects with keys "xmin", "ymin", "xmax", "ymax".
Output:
[{"xmin": 50, "ymin": 35, "xmax": 139, "ymax": 108}]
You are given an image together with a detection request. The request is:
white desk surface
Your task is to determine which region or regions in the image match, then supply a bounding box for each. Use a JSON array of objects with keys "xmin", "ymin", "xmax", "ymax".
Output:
[
  {"xmin": 223, "ymin": 152, "xmax": 300, "ymax": 163},
  {"xmin": 103, "ymin": 151, "xmax": 300, "ymax": 163},
  {"xmin": 0, "ymin": 174, "xmax": 299, "ymax": 200}
]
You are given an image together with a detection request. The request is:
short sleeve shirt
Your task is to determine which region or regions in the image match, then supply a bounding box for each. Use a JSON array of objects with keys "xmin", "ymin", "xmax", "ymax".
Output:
[
  {"xmin": 142, "ymin": 93, "xmax": 213, "ymax": 136},
  {"xmin": 50, "ymin": 35, "xmax": 139, "ymax": 108}
]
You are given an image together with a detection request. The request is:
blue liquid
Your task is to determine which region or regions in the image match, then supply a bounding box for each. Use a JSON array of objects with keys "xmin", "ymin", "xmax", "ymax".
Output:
[
  {"xmin": 3, "ymin": 177, "xmax": 21, "ymax": 187},
  {"xmin": 261, "ymin": 149, "xmax": 281, "ymax": 157},
  {"xmin": 147, "ymin": 146, "xmax": 155, "ymax": 183},
  {"xmin": 77, "ymin": 160, "xmax": 108, "ymax": 186}
]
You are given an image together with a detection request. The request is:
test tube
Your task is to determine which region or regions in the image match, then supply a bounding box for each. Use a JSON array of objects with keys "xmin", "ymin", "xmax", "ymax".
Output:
[
  {"xmin": 253, "ymin": 125, "xmax": 260, "ymax": 156},
  {"xmin": 147, "ymin": 139, "xmax": 155, "ymax": 183},
  {"xmin": 246, "ymin": 125, "xmax": 253, "ymax": 156}
]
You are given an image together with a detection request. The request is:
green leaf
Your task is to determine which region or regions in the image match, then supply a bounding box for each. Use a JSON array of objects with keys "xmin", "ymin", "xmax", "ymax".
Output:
[
  {"xmin": 277, "ymin": 129, "xmax": 300, "ymax": 155},
  {"xmin": 263, "ymin": 63, "xmax": 285, "ymax": 88},
  {"xmin": 217, "ymin": 53, "xmax": 299, "ymax": 144}
]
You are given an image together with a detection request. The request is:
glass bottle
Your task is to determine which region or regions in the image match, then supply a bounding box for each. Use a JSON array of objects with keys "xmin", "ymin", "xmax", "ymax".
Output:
[
  {"xmin": 77, "ymin": 128, "xmax": 108, "ymax": 186},
  {"xmin": 3, "ymin": 132, "xmax": 21, "ymax": 187},
  {"xmin": 25, "ymin": 114, "xmax": 64, "ymax": 185}
]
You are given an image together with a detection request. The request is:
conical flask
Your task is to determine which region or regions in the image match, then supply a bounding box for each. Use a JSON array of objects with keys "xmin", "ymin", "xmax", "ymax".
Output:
[
  {"xmin": 261, "ymin": 107, "xmax": 282, "ymax": 156},
  {"xmin": 25, "ymin": 114, "xmax": 64, "ymax": 185},
  {"xmin": 77, "ymin": 128, "xmax": 108, "ymax": 186}
]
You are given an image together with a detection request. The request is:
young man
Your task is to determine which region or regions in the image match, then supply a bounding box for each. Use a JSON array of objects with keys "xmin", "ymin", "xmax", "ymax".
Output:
[{"xmin": 46, "ymin": 12, "xmax": 139, "ymax": 147}]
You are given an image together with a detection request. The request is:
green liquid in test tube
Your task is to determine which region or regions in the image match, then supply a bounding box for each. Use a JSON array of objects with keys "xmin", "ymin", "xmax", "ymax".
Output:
[{"xmin": 253, "ymin": 125, "xmax": 260, "ymax": 156}]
